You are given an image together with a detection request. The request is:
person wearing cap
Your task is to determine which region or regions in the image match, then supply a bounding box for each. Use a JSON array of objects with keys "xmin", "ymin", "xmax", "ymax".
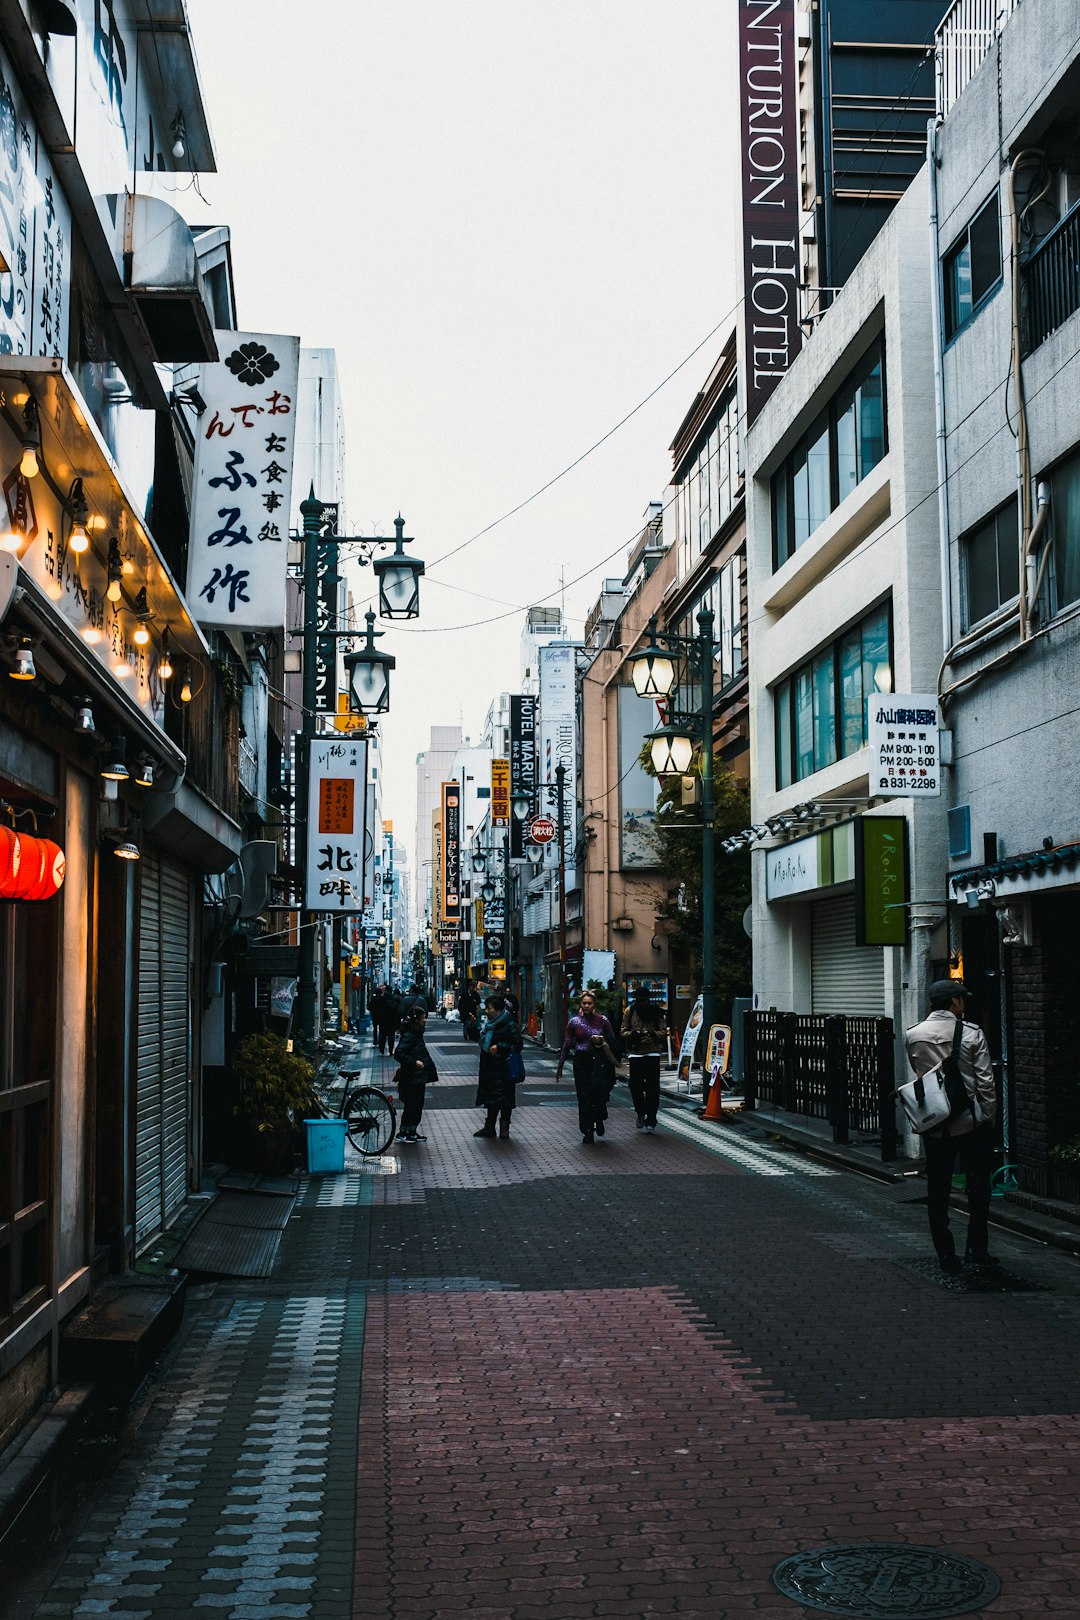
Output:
[{"xmin": 905, "ymin": 979, "xmax": 998, "ymax": 1272}]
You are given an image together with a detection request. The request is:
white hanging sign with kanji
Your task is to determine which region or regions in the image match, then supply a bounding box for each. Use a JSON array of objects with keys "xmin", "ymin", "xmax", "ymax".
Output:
[
  {"xmin": 868, "ymin": 693, "xmax": 942, "ymax": 798},
  {"xmin": 188, "ymin": 331, "xmax": 301, "ymax": 630},
  {"xmin": 305, "ymin": 738, "xmax": 367, "ymax": 912}
]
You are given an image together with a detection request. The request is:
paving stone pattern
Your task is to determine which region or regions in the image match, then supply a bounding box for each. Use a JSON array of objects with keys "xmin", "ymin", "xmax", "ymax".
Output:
[{"xmin": 14, "ymin": 1033, "xmax": 1080, "ymax": 1617}]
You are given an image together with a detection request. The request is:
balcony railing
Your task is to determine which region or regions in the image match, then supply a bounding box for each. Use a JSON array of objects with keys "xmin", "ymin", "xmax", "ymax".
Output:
[
  {"xmin": 935, "ymin": 0, "xmax": 1019, "ymax": 119},
  {"xmin": 1022, "ymin": 203, "xmax": 1080, "ymax": 355}
]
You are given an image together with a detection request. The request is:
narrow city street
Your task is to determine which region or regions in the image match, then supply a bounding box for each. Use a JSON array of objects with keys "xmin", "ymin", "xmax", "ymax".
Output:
[{"xmin": 7, "ymin": 1031, "xmax": 1080, "ymax": 1620}]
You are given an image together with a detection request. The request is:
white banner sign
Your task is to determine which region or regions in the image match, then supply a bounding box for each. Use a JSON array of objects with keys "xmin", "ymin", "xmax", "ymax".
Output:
[
  {"xmin": 305, "ymin": 738, "xmax": 367, "ymax": 912},
  {"xmin": 189, "ymin": 331, "xmax": 300, "ymax": 630},
  {"xmin": 868, "ymin": 693, "xmax": 941, "ymax": 798},
  {"xmin": 0, "ymin": 44, "xmax": 71, "ymax": 360}
]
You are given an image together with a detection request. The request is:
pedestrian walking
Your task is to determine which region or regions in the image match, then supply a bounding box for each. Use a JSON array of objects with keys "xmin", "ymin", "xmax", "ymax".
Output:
[
  {"xmin": 556, "ymin": 990, "xmax": 620, "ymax": 1145},
  {"xmin": 401, "ymin": 982, "xmax": 428, "ymax": 1020},
  {"xmin": 380, "ymin": 987, "xmax": 402, "ymax": 1057},
  {"xmin": 474, "ymin": 994, "xmax": 524, "ymax": 1139},
  {"xmin": 393, "ymin": 1005, "xmax": 438, "ymax": 1143},
  {"xmin": 620, "ymin": 985, "xmax": 669, "ymax": 1133},
  {"xmin": 368, "ymin": 984, "xmax": 384, "ymax": 1048},
  {"xmin": 905, "ymin": 979, "xmax": 998, "ymax": 1272},
  {"xmin": 458, "ymin": 985, "xmax": 479, "ymax": 1041}
]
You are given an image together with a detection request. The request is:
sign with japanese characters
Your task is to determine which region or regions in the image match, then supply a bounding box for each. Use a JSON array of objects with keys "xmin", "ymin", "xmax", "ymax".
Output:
[
  {"xmin": 0, "ymin": 44, "xmax": 71, "ymax": 359},
  {"xmin": 509, "ymin": 694, "xmax": 537, "ymax": 857},
  {"xmin": 868, "ymin": 693, "xmax": 941, "ymax": 798},
  {"xmin": 188, "ymin": 332, "xmax": 301, "ymax": 630},
  {"xmin": 491, "ymin": 759, "xmax": 510, "ymax": 827},
  {"xmin": 441, "ymin": 782, "xmax": 461, "ymax": 924},
  {"xmin": 855, "ymin": 816, "xmax": 909, "ymax": 947},
  {"xmin": 305, "ymin": 738, "xmax": 366, "ymax": 912}
]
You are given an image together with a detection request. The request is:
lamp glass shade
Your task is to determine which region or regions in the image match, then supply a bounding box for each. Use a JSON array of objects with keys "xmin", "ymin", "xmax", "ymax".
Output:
[
  {"xmin": 526, "ymin": 843, "xmax": 544, "ymax": 866},
  {"xmin": 632, "ymin": 647, "xmax": 675, "ymax": 698},
  {"xmin": 481, "ymin": 879, "xmax": 496, "ymax": 902},
  {"xmin": 345, "ymin": 650, "xmax": 392, "ymax": 714},
  {"xmin": 376, "ymin": 559, "xmax": 421, "ymax": 619},
  {"xmin": 649, "ymin": 727, "xmax": 694, "ymax": 777},
  {"xmin": 114, "ymin": 839, "xmax": 140, "ymax": 860},
  {"xmin": 471, "ymin": 851, "xmax": 487, "ymax": 875},
  {"xmin": 511, "ymin": 790, "xmax": 531, "ymax": 821}
]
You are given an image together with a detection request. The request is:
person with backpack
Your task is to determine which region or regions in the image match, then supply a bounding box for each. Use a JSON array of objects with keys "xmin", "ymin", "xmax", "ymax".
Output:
[
  {"xmin": 474, "ymin": 995, "xmax": 524, "ymax": 1139},
  {"xmin": 620, "ymin": 985, "xmax": 669, "ymax": 1133},
  {"xmin": 904, "ymin": 980, "xmax": 997, "ymax": 1272}
]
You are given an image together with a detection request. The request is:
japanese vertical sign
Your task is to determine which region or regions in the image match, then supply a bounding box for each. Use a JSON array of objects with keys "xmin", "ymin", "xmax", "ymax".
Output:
[
  {"xmin": 441, "ymin": 782, "xmax": 461, "ymax": 925},
  {"xmin": 0, "ymin": 44, "xmax": 71, "ymax": 358},
  {"xmin": 868, "ymin": 694, "xmax": 942, "ymax": 797},
  {"xmin": 491, "ymin": 759, "xmax": 510, "ymax": 827},
  {"xmin": 305, "ymin": 738, "xmax": 366, "ymax": 912},
  {"xmin": 739, "ymin": 0, "xmax": 801, "ymax": 425},
  {"xmin": 539, "ymin": 644, "xmax": 578, "ymax": 882},
  {"xmin": 314, "ymin": 501, "xmax": 340, "ymax": 714},
  {"xmin": 509, "ymin": 694, "xmax": 537, "ymax": 858},
  {"xmin": 188, "ymin": 331, "xmax": 301, "ymax": 630}
]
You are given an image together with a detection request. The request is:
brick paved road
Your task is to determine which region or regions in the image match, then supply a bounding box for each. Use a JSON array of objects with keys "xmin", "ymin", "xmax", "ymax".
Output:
[{"xmin": 8, "ymin": 1031, "xmax": 1080, "ymax": 1617}]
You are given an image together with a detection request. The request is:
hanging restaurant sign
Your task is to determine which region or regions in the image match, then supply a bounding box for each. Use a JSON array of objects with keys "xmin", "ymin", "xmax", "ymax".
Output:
[
  {"xmin": 305, "ymin": 738, "xmax": 366, "ymax": 912},
  {"xmin": 441, "ymin": 782, "xmax": 461, "ymax": 924},
  {"xmin": 491, "ymin": 758, "xmax": 510, "ymax": 827},
  {"xmin": 188, "ymin": 331, "xmax": 301, "ymax": 631},
  {"xmin": 0, "ymin": 827, "xmax": 65, "ymax": 900}
]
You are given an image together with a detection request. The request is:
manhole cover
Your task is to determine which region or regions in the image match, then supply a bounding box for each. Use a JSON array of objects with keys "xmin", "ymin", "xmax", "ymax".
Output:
[{"xmin": 772, "ymin": 1543, "xmax": 1001, "ymax": 1617}]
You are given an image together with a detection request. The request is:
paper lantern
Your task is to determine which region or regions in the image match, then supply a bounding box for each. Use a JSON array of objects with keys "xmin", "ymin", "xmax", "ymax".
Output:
[
  {"xmin": 0, "ymin": 825, "xmax": 16, "ymax": 888},
  {"xmin": 25, "ymin": 838, "xmax": 65, "ymax": 900},
  {"xmin": 7, "ymin": 834, "xmax": 44, "ymax": 900}
]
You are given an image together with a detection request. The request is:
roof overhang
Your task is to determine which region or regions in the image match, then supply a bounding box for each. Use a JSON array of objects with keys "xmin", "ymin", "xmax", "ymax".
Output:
[
  {"xmin": 131, "ymin": 0, "xmax": 218, "ymax": 175},
  {"xmin": 950, "ymin": 840, "xmax": 1080, "ymax": 903}
]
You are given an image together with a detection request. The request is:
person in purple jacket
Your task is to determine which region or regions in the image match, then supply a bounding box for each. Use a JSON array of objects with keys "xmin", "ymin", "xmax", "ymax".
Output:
[{"xmin": 555, "ymin": 990, "xmax": 619, "ymax": 1144}]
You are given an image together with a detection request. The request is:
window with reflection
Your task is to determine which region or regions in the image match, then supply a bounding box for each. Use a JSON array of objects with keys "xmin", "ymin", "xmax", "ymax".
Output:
[
  {"xmin": 774, "ymin": 602, "xmax": 893, "ymax": 788},
  {"xmin": 771, "ymin": 338, "xmax": 888, "ymax": 569},
  {"xmin": 672, "ymin": 380, "xmax": 741, "ymax": 565}
]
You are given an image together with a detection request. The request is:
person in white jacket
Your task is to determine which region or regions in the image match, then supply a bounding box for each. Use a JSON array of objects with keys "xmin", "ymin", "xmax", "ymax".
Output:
[{"xmin": 904, "ymin": 980, "xmax": 997, "ymax": 1272}]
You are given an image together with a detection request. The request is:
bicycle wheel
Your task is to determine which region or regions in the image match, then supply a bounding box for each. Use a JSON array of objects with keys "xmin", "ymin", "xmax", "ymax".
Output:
[{"xmin": 344, "ymin": 1085, "xmax": 397, "ymax": 1155}]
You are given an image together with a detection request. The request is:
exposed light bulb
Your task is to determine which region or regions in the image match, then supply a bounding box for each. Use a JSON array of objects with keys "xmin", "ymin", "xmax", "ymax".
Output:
[
  {"xmin": 172, "ymin": 136, "xmax": 185, "ymax": 160},
  {"xmin": 107, "ymin": 577, "xmax": 123, "ymax": 603},
  {"xmin": 0, "ymin": 529, "xmax": 22, "ymax": 553},
  {"xmin": 69, "ymin": 521, "xmax": 89, "ymax": 553},
  {"xmin": 19, "ymin": 445, "xmax": 38, "ymax": 478},
  {"xmin": 133, "ymin": 621, "xmax": 151, "ymax": 647}
]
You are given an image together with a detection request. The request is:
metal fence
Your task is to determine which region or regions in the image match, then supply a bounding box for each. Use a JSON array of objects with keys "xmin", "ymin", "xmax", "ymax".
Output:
[
  {"xmin": 744, "ymin": 1010, "xmax": 897, "ymax": 1160},
  {"xmin": 934, "ymin": 0, "xmax": 1019, "ymax": 120},
  {"xmin": 1022, "ymin": 204, "xmax": 1080, "ymax": 355}
]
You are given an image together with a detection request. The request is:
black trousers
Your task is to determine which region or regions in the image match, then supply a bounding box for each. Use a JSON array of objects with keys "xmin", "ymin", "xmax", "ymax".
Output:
[
  {"xmin": 627, "ymin": 1054, "xmax": 661, "ymax": 1126},
  {"xmin": 400, "ymin": 1081, "xmax": 426, "ymax": 1134},
  {"xmin": 572, "ymin": 1051, "xmax": 611, "ymax": 1135},
  {"xmin": 924, "ymin": 1123, "xmax": 994, "ymax": 1260},
  {"xmin": 380, "ymin": 1020, "xmax": 398, "ymax": 1056}
]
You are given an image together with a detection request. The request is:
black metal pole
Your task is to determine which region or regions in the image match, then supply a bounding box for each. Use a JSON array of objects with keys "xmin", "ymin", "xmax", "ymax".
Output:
[
  {"xmin": 698, "ymin": 608, "xmax": 717, "ymax": 1060},
  {"xmin": 295, "ymin": 488, "xmax": 326, "ymax": 1053},
  {"xmin": 556, "ymin": 761, "xmax": 567, "ymax": 1030}
]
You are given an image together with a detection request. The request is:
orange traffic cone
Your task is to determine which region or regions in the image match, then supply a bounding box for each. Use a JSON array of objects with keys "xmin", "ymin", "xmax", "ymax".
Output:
[{"xmin": 703, "ymin": 1072, "xmax": 725, "ymax": 1121}]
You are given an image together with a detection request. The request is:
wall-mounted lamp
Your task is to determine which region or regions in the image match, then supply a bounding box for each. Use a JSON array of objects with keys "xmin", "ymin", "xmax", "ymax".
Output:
[
  {"xmin": 526, "ymin": 842, "xmax": 544, "ymax": 867},
  {"xmin": 74, "ymin": 697, "xmax": 94, "ymax": 733},
  {"xmin": 8, "ymin": 635, "xmax": 35, "ymax": 680},
  {"xmin": 113, "ymin": 830, "xmax": 140, "ymax": 861},
  {"xmin": 157, "ymin": 625, "xmax": 174, "ymax": 682},
  {"xmin": 67, "ymin": 477, "xmax": 89, "ymax": 553},
  {"xmin": 100, "ymin": 736, "xmax": 129, "ymax": 782},
  {"xmin": 106, "ymin": 538, "xmax": 123, "ymax": 603},
  {"xmin": 133, "ymin": 755, "xmax": 155, "ymax": 788},
  {"xmin": 19, "ymin": 396, "xmax": 40, "ymax": 479},
  {"xmin": 132, "ymin": 585, "xmax": 152, "ymax": 646},
  {"xmin": 170, "ymin": 109, "xmax": 187, "ymax": 162}
]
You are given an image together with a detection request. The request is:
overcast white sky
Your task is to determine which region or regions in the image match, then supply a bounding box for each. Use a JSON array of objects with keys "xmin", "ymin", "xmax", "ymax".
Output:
[{"xmin": 184, "ymin": 0, "xmax": 740, "ymax": 853}]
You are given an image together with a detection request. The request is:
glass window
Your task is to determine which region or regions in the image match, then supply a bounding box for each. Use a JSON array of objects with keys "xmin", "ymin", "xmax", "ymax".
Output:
[
  {"xmin": 962, "ymin": 502, "xmax": 1019, "ymax": 628},
  {"xmin": 795, "ymin": 667, "xmax": 814, "ymax": 782},
  {"xmin": 776, "ymin": 682, "xmax": 792, "ymax": 789},
  {"xmin": 812, "ymin": 649, "xmax": 837, "ymax": 771},
  {"xmin": 769, "ymin": 336, "xmax": 887, "ymax": 570},
  {"xmin": 1048, "ymin": 449, "xmax": 1080, "ymax": 613},
  {"xmin": 860, "ymin": 608, "xmax": 892, "ymax": 716},
  {"xmin": 839, "ymin": 627, "xmax": 864, "ymax": 757},
  {"xmin": 708, "ymin": 427, "xmax": 720, "ymax": 538},
  {"xmin": 944, "ymin": 194, "xmax": 1001, "ymax": 340}
]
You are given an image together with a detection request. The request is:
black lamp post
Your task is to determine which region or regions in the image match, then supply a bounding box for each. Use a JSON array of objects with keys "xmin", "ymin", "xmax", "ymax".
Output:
[
  {"xmin": 293, "ymin": 492, "xmax": 422, "ymax": 1052},
  {"xmin": 631, "ymin": 609, "xmax": 718, "ymax": 1052}
]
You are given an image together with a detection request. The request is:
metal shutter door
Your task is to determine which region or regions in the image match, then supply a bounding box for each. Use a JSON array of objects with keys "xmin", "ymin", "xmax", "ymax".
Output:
[
  {"xmin": 134, "ymin": 852, "xmax": 192, "ymax": 1247},
  {"xmin": 135, "ymin": 852, "xmax": 163, "ymax": 1245},
  {"xmin": 811, "ymin": 894, "xmax": 885, "ymax": 1016}
]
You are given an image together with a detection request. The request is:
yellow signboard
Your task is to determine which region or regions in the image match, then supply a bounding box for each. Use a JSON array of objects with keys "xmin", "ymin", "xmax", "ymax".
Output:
[
  {"xmin": 334, "ymin": 692, "xmax": 364, "ymax": 733},
  {"xmin": 490, "ymin": 959, "xmax": 506, "ymax": 980},
  {"xmin": 491, "ymin": 758, "xmax": 510, "ymax": 826}
]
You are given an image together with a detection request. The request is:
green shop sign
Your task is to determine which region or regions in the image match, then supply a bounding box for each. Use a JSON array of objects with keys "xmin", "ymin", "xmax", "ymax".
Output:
[{"xmin": 855, "ymin": 816, "xmax": 909, "ymax": 946}]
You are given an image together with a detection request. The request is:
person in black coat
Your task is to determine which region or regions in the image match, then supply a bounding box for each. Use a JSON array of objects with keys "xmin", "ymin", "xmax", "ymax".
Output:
[
  {"xmin": 368, "ymin": 984, "xmax": 384, "ymax": 1048},
  {"xmin": 379, "ymin": 988, "xmax": 401, "ymax": 1056},
  {"xmin": 394, "ymin": 1007, "xmax": 438, "ymax": 1143},
  {"xmin": 474, "ymin": 996, "xmax": 524, "ymax": 1140}
]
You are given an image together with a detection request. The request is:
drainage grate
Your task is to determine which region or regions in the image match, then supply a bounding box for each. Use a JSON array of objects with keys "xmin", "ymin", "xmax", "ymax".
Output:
[
  {"xmin": 898, "ymin": 1256, "xmax": 1052, "ymax": 1294},
  {"xmin": 772, "ymin": 1543, "xmax": 1001, "ymax": 1617}
]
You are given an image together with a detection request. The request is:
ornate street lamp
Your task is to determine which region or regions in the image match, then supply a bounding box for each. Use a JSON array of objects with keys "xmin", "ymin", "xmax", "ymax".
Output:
[
  {"xmin": 373, "ymin": 517, "xmax": 425, "ymax": 619},
  {"xmin": 511, "ymin": 788, "xmax": 532, "ymax": 821},
  {"xmin": 648, "ymin": 722, "xmax": 694, "ymax": 778},
  {"xmin": 526, "ymin": 842, "xmax": 544, "ymax": 867},
  {"xmin": 471, "ymin": 848, "xmax": 488, "ymax": 876},
  {"xmin": 631, "ymin": 619, "xmax": 676, "ymax": 699},
  {"xmin": 344, "ymin": 609, "xmax": 395, "ymax": 714}
]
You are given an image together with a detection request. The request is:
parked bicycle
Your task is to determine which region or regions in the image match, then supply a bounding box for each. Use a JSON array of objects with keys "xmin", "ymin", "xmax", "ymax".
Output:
[{"xmin": 312, "ymin": 1040, "xmax": 397, "ymax": 1155}]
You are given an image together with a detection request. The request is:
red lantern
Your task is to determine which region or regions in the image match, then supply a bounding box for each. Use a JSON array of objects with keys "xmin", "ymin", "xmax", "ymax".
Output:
[
  {"xmin": 26, "ymin": 838, "xmax": 65, "ymax": 900},
  {"xmin": 0, "ymin": 825, "xmax": 16, "ymax": 891},
  {"xmin": 8, "ymin": 834, "xmax": 45, "ymax": 900}
]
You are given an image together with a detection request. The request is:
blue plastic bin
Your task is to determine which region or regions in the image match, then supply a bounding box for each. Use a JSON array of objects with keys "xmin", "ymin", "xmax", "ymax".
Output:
[{"xmin": 304, "ymin": 1118, "xmax": 348, "ymax": 1174}]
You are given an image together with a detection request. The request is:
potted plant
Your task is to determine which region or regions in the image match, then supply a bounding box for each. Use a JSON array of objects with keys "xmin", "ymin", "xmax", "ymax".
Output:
[{"xmin": 232, "ymin": 1033, "xmax": 316, "ymax": 1173}]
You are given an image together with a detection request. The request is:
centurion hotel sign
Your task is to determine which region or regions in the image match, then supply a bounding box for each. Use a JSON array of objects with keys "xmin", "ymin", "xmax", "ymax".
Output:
[{"xmin": 739, "ymin": 0, "xmax": 802, "ymax": 424}]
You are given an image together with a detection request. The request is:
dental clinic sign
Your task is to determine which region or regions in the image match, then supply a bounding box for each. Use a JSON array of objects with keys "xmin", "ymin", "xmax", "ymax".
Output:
[
  {"xmin": 868, "ymin": 693, "xmax": 942, "ymax": 797},
  {"xmin": 739, "ymin": 0, "xmax": 802, "ymax": 424}
]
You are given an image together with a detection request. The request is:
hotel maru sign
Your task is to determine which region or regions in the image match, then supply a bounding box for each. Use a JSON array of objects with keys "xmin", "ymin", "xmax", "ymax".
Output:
[{"xmin": 739, "ymin": 0, "xmax": 802, "ymax": 424}]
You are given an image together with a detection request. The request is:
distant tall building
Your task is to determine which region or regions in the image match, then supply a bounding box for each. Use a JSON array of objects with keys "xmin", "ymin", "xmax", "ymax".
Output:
[
  {"xmin": 413, "ymin": 726, "xmax": 464, "ymax": 954},
  {"xmin": 520, "ymin": 605, "xmax": 567, "ymax": 694}
]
